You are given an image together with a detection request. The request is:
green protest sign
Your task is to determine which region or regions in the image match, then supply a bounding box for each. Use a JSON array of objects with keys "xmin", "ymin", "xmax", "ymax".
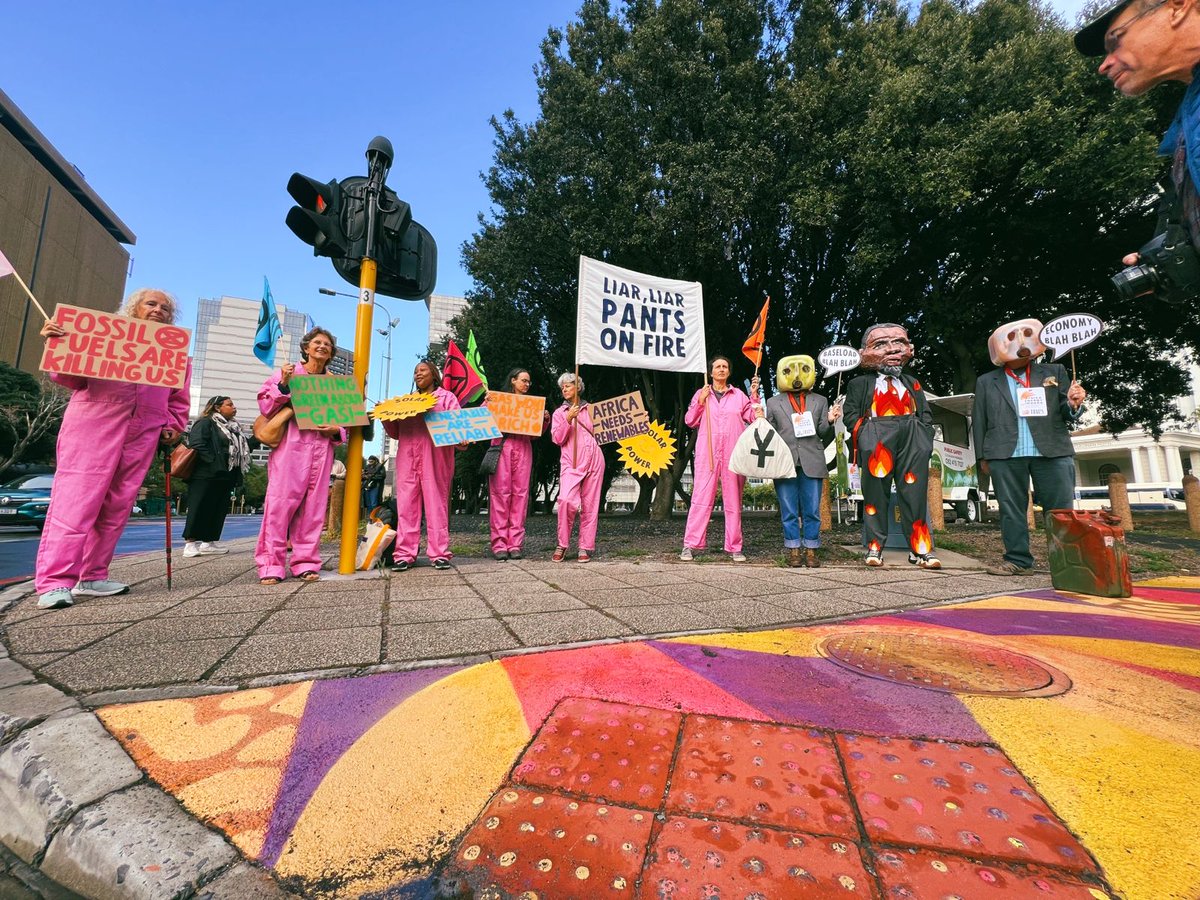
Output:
[{"xmin": 290, "ymin": 374, "xmax": 369, "ymax": 429}]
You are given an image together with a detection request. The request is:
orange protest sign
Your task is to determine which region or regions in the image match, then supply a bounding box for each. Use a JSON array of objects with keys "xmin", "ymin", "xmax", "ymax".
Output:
[
  {"xmin": 485, "ymin": 391, "xmax": 546, "ymax": 436},
  {"xmin": 39, "ymin": 304, "xmax": 191, "ymax": 388}
]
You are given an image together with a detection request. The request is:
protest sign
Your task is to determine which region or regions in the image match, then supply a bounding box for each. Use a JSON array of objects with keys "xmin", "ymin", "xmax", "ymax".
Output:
[
  {"xmin": 818, "ymin": 345, "xmax": 861, "ymax": 376},
  {"xmin": 588, "ymin": 391, "xmax": 650, "ymax": 444},
  {"xmin": 617, "ymin": 421, "xmax": 676, "ymax": 478},
  {"xmin": 425, "ymin": 408, "xmax": 503, "ymax": 447},
  {"xmin": 39, "ymin": 304, "xmax": 191, "ymax": 388},
  {"xmin": 728, "ymin": 419, "xmax": 796, "ymax": 480},
  {"xmin": 373, "ymin": 392, "xmax": 436, "ymax": 422},
  {"xmin": 1039, "ymin": 314, "xmax": 1104, "ymax": 359},
  {"xmin": 576, "ymin": 256, "xmax": 706, "ymax": 373},
  {"xmin": 290, "ymin": 375, "xmax": 369, "ymax": 429},
  {"xmin": 486, "ymin": 391, "xmax": 546, "ymax": 436}
]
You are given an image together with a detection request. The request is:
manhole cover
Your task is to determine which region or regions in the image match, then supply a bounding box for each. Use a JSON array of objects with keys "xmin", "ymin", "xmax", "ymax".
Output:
[{"xmin": 817, "ymin": 632, "xmax": 1071, "ymax": 697}]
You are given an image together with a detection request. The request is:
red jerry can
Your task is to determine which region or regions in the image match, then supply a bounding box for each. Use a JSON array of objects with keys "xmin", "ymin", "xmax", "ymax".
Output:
[{"xmin": 1046, "ymin": 509, "xmax": 1133, "ymax": 598}]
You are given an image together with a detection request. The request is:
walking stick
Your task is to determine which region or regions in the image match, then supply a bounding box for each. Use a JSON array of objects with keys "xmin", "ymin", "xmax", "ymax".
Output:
[{"xmin": 162, "ymin": 448, "xmax": 173, "ymax": 591}]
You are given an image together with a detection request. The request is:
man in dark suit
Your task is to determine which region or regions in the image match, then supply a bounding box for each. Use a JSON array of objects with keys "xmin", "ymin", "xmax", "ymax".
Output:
[
  {"xmin": 972, "ymin": 319, "xmax": 1087, "ymax": 575},
  {"xmin": 843, "ymin": 323, "xmax": 940, "ymax": 568}
]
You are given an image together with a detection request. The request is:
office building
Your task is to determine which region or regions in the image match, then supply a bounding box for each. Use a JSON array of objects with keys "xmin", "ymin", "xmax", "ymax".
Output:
[
  {"xmin": 0, "ymin": 88, "xmax": 135, "ymax": 375},
  {"xmin": 426, "ymin": 293, "xmax": 469, "ymax": 352}
]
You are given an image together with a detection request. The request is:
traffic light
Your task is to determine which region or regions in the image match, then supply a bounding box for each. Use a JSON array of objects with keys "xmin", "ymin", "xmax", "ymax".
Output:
[
  {"xmin": 328, "ymin": 185, "xmax": 436, "ymax": 300},
  {"xmin": 286, "ymin": 174, "xmax": 350, "ymax": 258}
]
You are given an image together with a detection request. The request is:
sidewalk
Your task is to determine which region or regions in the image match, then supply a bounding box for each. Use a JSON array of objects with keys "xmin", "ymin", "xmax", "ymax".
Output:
[{"xmin": 1, "ymin": 540, "xmax": 1196, "ymax": 898}]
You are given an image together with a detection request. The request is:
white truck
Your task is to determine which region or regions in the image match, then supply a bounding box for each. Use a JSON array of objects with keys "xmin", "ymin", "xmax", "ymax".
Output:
[{"xmin": 926, "ymin": 392, "xmax": 983, "ymax": 523}]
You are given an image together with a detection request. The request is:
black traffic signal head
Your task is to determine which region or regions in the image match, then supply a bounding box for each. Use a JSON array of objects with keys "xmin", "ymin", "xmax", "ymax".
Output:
[
  {"xmin": 331, "ymin": 221, "xmax": 437, "ymax": 301},
  {"xmin": 286, "ymin": 174, "xmax": 349, "ymax": 258}
]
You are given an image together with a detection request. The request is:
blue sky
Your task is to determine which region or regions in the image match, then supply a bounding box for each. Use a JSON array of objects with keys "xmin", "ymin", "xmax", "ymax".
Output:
[{"xmin": 4, "ymin": 0, "xmax": 1091, "ymax": 432}]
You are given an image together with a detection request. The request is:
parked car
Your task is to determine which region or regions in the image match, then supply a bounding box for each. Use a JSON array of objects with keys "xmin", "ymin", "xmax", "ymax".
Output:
[{"xmin": 0, "ymin": 473, "xmax": 53, "ymax": 529}]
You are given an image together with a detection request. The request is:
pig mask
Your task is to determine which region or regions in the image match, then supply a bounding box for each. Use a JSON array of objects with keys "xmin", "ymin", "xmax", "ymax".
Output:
[
  {"xmin": 776, "ymin": 355, "xmax": 817, "ymax": 392},
  {"xmin": 988, "ymin": 319, "xmax": 1046, "ymax": 368}
]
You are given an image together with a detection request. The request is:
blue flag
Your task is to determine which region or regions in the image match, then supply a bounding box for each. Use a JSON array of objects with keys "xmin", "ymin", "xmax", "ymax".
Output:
[{"xmin": 254, "ymin": 277, "xmax": 283, "ymax": 368}]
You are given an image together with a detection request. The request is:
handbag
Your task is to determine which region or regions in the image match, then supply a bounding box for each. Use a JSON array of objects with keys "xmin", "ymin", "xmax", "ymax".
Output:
[
  {"xmin": 253, "ymin": 406, "xmax": 294, "ymax": 449},
  {"xmin": 479, "ymin": 440, "xmax": 504, "ymax": 477},
  {"xmin": 169, "ymin": 442, "xmax": 198, "ymax": 481},
  {"xmin": 356, "ymin": 520, "xmax": 396, "ymax": 571}
]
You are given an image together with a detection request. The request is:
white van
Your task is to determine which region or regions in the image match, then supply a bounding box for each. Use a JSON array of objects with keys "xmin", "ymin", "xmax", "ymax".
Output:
[{"xmin": 1074, "ymin": 484, "xmax": 1187, "ymax": 511}]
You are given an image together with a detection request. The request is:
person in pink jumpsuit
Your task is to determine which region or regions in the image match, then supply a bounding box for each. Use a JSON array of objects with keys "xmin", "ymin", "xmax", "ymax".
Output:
[
  {"xmin": 681, "ymin": 356, "xmax": 760, "ymax": 562},
  {"xmin": 254, "ymin": 327, "xmax": 345, "ymax": 585},
  {"xmin": 487, "ymin": 367, "xmax": 550, "ymax": 561},
  {"xmin": 384, "ymin": 360, "xmax": 460, "ymax": 571},
  {"xmin": 550, "ymin": 372, "xmax": 605, "ymax": 562},
  {"xmin": 35, "ymin": 289, "xmax": 190, "ymax": 610}
]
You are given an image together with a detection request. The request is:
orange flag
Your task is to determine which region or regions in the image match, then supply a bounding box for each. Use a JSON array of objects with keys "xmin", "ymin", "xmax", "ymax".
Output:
[{"xmin": 742, "ymin": 296, "xmax": 770, "ymax": 368}]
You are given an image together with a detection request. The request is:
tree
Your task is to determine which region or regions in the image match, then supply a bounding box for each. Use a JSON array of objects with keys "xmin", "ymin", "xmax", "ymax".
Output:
[{"xmin": 0, "ymin": 363, "xmax": 67, "ymax": 479}]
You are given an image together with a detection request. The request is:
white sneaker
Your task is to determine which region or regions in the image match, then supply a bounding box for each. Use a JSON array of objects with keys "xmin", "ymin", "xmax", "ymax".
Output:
[
  {"xmin": 73, "ymin": 580, "xmax": 129, "ymax": 597},
  {"xmin": 183, "ymin": 542, "xmax": 201, "ymax": 558},
  {"xmin": 729, "ymin": 552, "xmax": 747, "ymax": 563},
  {"xmin": 197, "ymin": 542, "xmax": 228, "ymax": 555},
  {"xmin": 38, "ymin": 588, "xmax": 74, "ymax": 609},
  {"xmin": 679, "ymin": 547, "xmax": 694, "ymax": 561}
]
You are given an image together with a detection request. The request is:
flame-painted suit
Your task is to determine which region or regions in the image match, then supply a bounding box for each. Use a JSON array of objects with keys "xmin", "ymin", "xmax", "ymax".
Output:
[{"xmin": 843, "ymin": 372, "xmax": 935, "ymax": 555}]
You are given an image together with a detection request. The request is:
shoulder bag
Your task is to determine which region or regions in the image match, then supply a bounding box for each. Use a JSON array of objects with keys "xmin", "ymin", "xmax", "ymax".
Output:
[{"xmin": 253, "ymin": 406, "xmax": 295, "ymax": 449}]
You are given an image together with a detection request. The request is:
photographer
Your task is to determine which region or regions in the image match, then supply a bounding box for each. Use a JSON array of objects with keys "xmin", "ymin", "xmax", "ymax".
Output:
[{"xmin": 1076, "ymin": 0, "xmax": 1200, "ymax": 299}]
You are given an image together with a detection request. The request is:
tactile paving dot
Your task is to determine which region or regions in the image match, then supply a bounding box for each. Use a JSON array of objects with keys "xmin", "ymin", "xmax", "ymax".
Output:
[
  {"xmin": 665, "ymin": 716, "xmax": 858, "ymax": 838},
  {"xmin": 643, "ymin": 815, "xmax": 875, "ymax": 898},
  {"xmin": 511, "ymin": 697, "xmax": 681, "ymax": 807},
  {"xmin": 818, "ymin": 631, "xmax": 1071, "ymax": 697},
  {"xmin": 444, "ymin": 786, "xmax": 652, "ymax": 899},
  {"xmin": 838, "ymin": 734, "xmax": 1096, "ymax": 872},
  {"xmin": 873, "ymin": 847, "xmax": 1115, "ymax": 898}
]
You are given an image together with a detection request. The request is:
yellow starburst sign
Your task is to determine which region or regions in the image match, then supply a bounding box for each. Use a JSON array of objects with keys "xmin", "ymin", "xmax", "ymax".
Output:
[
  {"xmin": 372, "ymin": 392, "xmax": 437, "ymax": 422},
  {"xmin": 617, "ymin": 420, "xmax": 676, "ymax": 478}
]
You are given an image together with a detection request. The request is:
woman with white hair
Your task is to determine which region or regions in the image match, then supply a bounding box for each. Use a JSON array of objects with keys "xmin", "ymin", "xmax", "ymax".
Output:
[
  {"xmin": 550, "ymin": 372, "xmax": 605, "ymax": 562},
  {"xmin": 34, "ymin": 288, "xmax": 191, "ymax": 609}
]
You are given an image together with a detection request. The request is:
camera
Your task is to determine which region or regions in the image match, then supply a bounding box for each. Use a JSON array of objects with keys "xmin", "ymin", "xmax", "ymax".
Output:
[{"xmin": 1111, "ymin": 222, "xmax": 1200, "ymax": 303}]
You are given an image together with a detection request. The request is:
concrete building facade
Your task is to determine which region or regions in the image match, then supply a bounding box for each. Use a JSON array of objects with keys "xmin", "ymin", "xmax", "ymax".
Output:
[{"xmin": 0, "ymin": 88, "xmax": 135, "ymax": 375}]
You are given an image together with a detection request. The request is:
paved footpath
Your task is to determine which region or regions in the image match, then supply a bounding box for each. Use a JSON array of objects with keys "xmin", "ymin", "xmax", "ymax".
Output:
[{"xmin": 0, "ymin": 540, "xmax": 1197, "ymax": 898}]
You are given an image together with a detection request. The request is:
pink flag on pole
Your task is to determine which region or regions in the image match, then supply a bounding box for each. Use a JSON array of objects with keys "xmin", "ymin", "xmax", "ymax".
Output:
[
  {"xmin": 0, "ymin": 249, "xmax": 14, "ymax": 279},
  {"xmin": 442, "ymin": 340, "xmax": 485, "ymax": 405}
]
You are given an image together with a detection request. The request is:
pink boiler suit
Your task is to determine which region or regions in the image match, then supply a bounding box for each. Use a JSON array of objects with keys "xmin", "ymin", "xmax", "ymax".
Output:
[
  {"xmin": 487, "ymin": 414, "xmax": 547, "ymax": 555},
  {"xmin": 35, "ymin": 366, "xmax": 191, "ymax": 592},
  {"xmin": 254, "ymin": 371, "xmax": 345, "ymax": 579},
  {"xmin": 551, "ymin": 403, "xmax": 605, "ymax": 551},
  {"xmin": 384, "ymin": 388, "xmax": 459, "ymax": 563},
  {"xmin": 683, "ymin": 386, "xmax": 756, "ymax": 553}
]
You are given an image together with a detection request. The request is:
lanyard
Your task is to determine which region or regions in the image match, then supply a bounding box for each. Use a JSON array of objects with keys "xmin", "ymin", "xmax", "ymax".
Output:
[
  {"xmin": 787, "ymin": 392, "xmax": 807, "ymax": 414},
  {"xmin": 1006, "ymin": 367, "xmax": 1031, "ymax": 389}
]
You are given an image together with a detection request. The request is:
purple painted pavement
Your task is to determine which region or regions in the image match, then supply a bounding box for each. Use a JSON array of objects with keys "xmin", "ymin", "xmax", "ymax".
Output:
[
  {"xmin": 260, "ymin": 666, "xmax": 464, "ymax": 866},
  {"xmin": 893, "ymin": 607, "xmax": 1200, "ymax": 650},
  {"xmin": 648, "ymin": 642, "xmax": 990, "ymax": 741}
]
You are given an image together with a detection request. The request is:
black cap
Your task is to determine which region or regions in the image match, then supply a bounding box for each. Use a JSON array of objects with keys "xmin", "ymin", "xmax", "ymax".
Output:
[{"xmin": 1074, "ymin": 0, "xmax": 1135, "ymax": 56}]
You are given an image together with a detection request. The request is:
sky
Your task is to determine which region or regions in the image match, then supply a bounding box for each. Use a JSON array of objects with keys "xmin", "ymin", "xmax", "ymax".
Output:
[{"xmin": 3, "ymin": 0, "xmax": 1092, "ymax": 448}]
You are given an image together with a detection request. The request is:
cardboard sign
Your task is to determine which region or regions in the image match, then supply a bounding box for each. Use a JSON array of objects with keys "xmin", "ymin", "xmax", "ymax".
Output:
[
  {"xmin": 425, "ymin": 407, "xmax": 502, "ymax": 446},
  {"xmin": 39, "ymin": 303, "xmax": 191, "ymax": 388},
  {"xmin": 486, "ymin": 391, "xmax": 547, "ymax": 436},
  {"xmin": 373, "ymin": 392, "xmax": 436, "ymax": 422},
  {"xmin": 1040, "ymin": 313, "xmax": 1104, "ymax": 359},
  {"xmin": 588, "ymin": 391, "xmax": 651, "ymax": 445},
  {"xmin": 617, "ymin": 420, "xmax": 677, "ymax": 478},
  {"xmin": 576, "ymin": 256, "xmax": 706, "ymax": 374},
  {"xmin": 289, "ymin": 375, "xmax": 369, "ymax": 429},
  {"xmin": 818, "ymin": 345, "xmax": 861, "ymax": 376}
]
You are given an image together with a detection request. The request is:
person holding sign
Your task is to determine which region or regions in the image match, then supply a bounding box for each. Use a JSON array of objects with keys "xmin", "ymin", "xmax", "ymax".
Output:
[
  {"xmin": 183, "ymin": 396, "xmax": 257, "ymax": 558},
  {"xmin": 973, "ymin": 319, "xmax": 1087, "ymax": 576},
  {"xmin": 760, "ymin": 355, "xmax": 840, "ymax": 568},
  {"xmin": 551, "ymin": 372, "xmax": 605, "ymax": 562},
  {"xmin": 487, "ymin": 368, "xmax": 550, "ymax": 560},
  {"xmin": 383, "ymin": 360, "xmax": 461, "ymax": 571},
  {"xmin": 680, "ymin": 356, "xmax": 759, "ymax": 562},
  {"xmin": 33, "ymin": 288, "xmax": 191, "ymax": 610},
  {"xmin": 254, "ymin": 327, "xmax": 345, "ymax": 585},
  {"xmin": 843, "ymin": 324, "xmax": 941, "ymax": 569}
]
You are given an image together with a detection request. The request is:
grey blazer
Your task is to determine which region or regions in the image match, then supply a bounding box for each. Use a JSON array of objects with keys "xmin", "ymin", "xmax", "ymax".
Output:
[
  {"xmin": 972, "ymin": 362, "xmax": 1081, "ymax": 460},
  {"xmin": 764, "ymin": 392, "xmax": 834, "ymax": 479}
]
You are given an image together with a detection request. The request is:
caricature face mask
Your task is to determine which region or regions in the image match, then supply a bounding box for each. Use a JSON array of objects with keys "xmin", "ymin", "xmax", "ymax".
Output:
[
  {"xmin": 988, "ymin": 319, "xmax": 1045, "ymax": 368},
  {"xmin": 776, "ymin": 355, "xmax": 816, "ymax": 392},
  {"xmin": 859, "ymin": 325, "xmax": 914, "ymax": 371}
]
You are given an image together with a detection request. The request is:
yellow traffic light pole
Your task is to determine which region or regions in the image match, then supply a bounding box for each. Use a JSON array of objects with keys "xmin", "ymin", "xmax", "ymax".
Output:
[{"xmin": 338, "ymin": 257, "xmax": 377, "ymax": 574}]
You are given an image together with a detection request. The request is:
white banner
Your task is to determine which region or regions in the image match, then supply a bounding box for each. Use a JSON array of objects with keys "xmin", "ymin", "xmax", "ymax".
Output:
[{"xmin": 576, "ymin": 255, "xmax": 706, "ymax": 373}]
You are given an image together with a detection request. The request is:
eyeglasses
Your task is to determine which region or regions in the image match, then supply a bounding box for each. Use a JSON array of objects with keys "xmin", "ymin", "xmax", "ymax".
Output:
[{"xmin": 1104, "ymin": 0, "xmax": 1167, "ymax": 55}]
